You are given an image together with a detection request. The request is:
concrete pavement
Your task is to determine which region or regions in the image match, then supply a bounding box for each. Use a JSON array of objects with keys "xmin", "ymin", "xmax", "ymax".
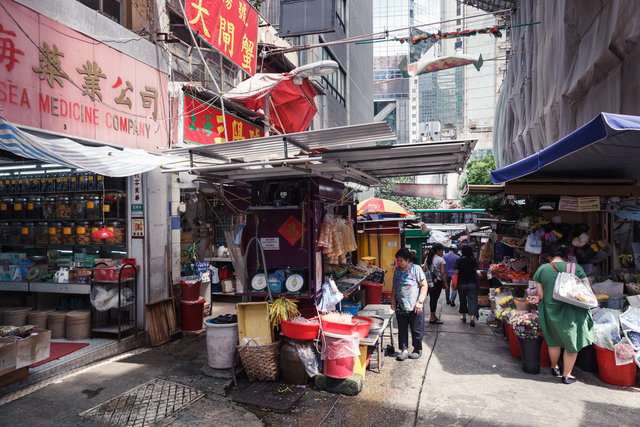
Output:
[{"xmin": 1, "ymin": 298, "xmax": 640, "ymax": 426}]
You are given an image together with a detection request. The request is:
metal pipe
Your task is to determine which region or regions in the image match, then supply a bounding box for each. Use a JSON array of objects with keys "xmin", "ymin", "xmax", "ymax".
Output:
[{"xmin": 161, "ymin": 156, "xmax": 323, "ymax": 173}]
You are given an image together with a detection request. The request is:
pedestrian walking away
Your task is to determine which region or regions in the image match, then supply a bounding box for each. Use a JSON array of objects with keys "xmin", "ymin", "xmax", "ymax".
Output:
[
  {"xmin": 455, "ymin": 246, "xmax": 479, "ymax": 327},
  {"xmin": 423, "ymin": 243, "xmax": 446, "ymax": 324},
  {"xmin": 534, "ymin": 242, "xmax": 596, "ymax": 384},
  {"xmin": 392, "ymin": 247, "xmax": 429, "ymax": 361},
  {"xmin": 443, "ymin": 245, "xmax": 460, "ymax": 306}
]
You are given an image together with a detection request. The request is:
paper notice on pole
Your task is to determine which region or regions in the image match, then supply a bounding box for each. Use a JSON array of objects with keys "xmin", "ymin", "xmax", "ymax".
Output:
[
  {"xmin": 387, "ymin": 241, "xmax": 398, "ymax": 248},
  {"xmin": 260, "ymin": 237, "xmax": 280, "ymax": 250}
]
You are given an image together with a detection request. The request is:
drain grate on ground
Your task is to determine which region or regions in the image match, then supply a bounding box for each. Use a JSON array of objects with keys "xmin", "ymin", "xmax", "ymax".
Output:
[{"xmin": 80, "ymin": 378, "xmax": 204, "ymax": 426}]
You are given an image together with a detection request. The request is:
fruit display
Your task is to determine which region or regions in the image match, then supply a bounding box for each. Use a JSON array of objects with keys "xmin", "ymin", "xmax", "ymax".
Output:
[{"xmin": 489, "ymin": 263, "xmax": 531, "ymax": 282}]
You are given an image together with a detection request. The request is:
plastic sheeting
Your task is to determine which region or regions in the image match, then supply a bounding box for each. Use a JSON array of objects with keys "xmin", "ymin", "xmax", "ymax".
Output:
[{"xmin": 494, "ymin": 1, "xmax": 640, "ymax": 169}]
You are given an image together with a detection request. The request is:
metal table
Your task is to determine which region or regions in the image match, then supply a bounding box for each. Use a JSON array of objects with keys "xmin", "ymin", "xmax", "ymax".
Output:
[{"xmin": 359, "ymin": 304, "xmax": 395, "ymax": 373}]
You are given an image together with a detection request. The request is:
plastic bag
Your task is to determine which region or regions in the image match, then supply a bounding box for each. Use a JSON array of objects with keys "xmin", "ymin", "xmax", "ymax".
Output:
[
  {"xmin": 614, "ymin": 337, "xmax": 635, "ymax": 366},
  {"xmin": 592, "ymin": 279, "xmax": 624, "ymax": 299},
  {"xmin": 620, "ymin": 307, "xmax": 640, "ymax": 333},
  {"xmin": 287, "ymin": 338, "xmax": 319, "ymax": 377},
  {"xmin": 593, "ymin": 308, "xmax": 622, "ymax": 350},
  {"xmin": 524, "ymin": 233, "xmax": 542, "ymax": 254},
  {"xmin": 624, "ymin": 330, "xmax": 640, "ymax": 350},
  {"xmin": 209, "ymin": 265, "xmax": 219, "ymax": 284},
  {"xmin": 320, "ymin": 331, "xmax": 360, "ymax": 360},
  {"xmin": 317, "ymin": 281, "xmax": 343, "ymax": 313},
  {"xmin": 90, "ymin": 285, "xmax": 133, "ymax": 311},
  {"xmin": 552, "ymin": 263, "xmax": 597, "ymax": 309}
]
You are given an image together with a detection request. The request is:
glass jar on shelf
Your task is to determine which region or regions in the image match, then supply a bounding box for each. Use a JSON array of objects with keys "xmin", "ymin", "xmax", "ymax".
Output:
[
  {"xmin": 26, "ymin": 196, "xmax": 42, "ymax": 220},
  {"xmin": 78, "ymin": 173, "xmax": 87, "ymax": 191},
  {"xmin": 75, "ymin": 221, "xmax": 91, "ymax": 245},
  {"xmin": 0, "ymin": 197, "xmax": 13, "ymax": 220},
  {"xmin": 13, "ymin": 197, "xmax": 27, "ymax": 220},
  {"xmin": 87, "ymin": 173, "xmax": 96, "ymax": 190},
  {"xmin": 61, "ymin": 174, "xmax": 70, "ymax": 192},
  {"xmin": 46, "ymin": 176, "xmax": 56, "ymax": 193},
  {"xmin": 86, "ymin": 195, "xmax": 101, "ymax": 219},
  {"xmin": 62, "ymin": 222, "xmax": 75, "ymax": 245},
  {"xmin": 96, "ymin": 175, "xmax": 104, "ymax": 190},
  {"xmin": 35, "ymin": 222, "xmax": 49, "ymax": 244},
  {"xmin": 21, "ymin": 222, "xmax": 35, "ymax": 244},
  {"xmin": 0, "ymin": 222, "xmax": 8, "ymax": 244},
  {"xmin": 8, "ymin": 222, "xmax": 21, "ymax": 244},
  {"xmin": 107, "ymin": 220, "xmax": 125, "ymax": 245},
  {"xmin": 103, "ymin": 192, "xmax": 119, "ymax": 219},
  {"xmin": 55, "ymin": 196, "xmax": 72, "ymax": 219},
  {"xmin": 48, "ymin": 222, "xmax": 62, "ymax": 244},
  {"xmin": 69, "ymin": 174, "xmax": 78, "ymax": 191},
  {"xmin": 90, "ymin": 220, "xmax": 103, "ymax": 245},
  {"xmin": 72, "ymin": 195, "xmax": 86, "ymax": 218},
  {"xmin": 42, "ymin": 197, "xmax": 55, "ymax": 219}
]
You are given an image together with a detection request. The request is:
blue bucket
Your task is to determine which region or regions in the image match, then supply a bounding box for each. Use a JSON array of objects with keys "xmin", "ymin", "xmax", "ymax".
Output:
[
  {"xmin": 338, "ymin": 302, "xmax": 360, "ymax": 315},
  {"xmin": 268, "ymin": 278, "xmax": 282, "ymax": 294}
]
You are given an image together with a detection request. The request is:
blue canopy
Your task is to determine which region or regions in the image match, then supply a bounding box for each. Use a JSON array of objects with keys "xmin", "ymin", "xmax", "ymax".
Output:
[{"xmin": 491, "ymin": 112, "xmax": 640, "ymax": 183}]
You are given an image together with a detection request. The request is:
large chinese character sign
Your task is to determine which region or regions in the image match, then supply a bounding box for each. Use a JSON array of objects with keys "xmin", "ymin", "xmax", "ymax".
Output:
[{"xmin": 186, "ymin": 0, "xmax": 259, "ymax": 76}]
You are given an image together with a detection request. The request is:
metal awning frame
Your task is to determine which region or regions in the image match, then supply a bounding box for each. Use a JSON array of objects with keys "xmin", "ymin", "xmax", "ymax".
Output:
[{"xmin": 163, "ymin": 123, "xmax": 476, "ymax": 187}]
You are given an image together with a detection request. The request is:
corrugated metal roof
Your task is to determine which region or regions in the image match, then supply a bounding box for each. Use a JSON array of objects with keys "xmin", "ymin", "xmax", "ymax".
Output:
[{"xmin": 163, "ymin": 123, "xmax": 476, "ymax": 186}]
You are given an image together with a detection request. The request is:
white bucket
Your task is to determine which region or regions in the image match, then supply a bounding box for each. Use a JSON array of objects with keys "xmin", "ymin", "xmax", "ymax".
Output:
[{"xmin": 205, "ymin": 320, "xmax": 238, "ymax": 369}]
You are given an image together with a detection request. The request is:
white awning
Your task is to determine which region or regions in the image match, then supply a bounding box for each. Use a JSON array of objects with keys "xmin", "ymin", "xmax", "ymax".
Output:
[
  {"xmin": 163, "ymin": 122, "xmax": 476, "ymax": 187},
  {"xmin": 0, "ymin": 117, "xmax": 177, "ymax": 177}
]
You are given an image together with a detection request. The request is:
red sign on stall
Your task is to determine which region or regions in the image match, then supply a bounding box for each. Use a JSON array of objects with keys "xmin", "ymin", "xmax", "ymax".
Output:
[
  {"xmin": 183, "ymin": 93, "xmax": 264, "ymax": 144},
  {"xmin": 185, "ymin": 0, "xmax": 259, "ymax": 76}
]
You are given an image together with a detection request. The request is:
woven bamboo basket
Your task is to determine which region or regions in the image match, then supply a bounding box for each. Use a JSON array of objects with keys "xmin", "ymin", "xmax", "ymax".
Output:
[{"xmin": 238, "ymin": 340, "xmax": 280, "ymax": 382}]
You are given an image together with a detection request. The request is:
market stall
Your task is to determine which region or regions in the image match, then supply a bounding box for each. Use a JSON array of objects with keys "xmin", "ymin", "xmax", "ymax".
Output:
[{"xmin": 475, "ymin": 112, "xmax": 640, "ymax": 385}]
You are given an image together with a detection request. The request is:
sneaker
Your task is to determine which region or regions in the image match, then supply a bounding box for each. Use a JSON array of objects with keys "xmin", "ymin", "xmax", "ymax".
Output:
[
  {"xmin": 396, "ymin": 351, "xmax": 409, "ymax": 361},
  {"xmin": 409, "ymin": 350, "xmax": 422, "ymax": 359},
  {"xmin": 562, "ymin": 376, "xmax": 577, "ymax": 384}
]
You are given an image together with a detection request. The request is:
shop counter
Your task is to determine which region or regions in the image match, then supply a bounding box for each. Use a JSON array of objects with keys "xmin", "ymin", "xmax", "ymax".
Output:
[{"xmin": 359, "ymin": 304, "xmax": 395, "ymax": 373}]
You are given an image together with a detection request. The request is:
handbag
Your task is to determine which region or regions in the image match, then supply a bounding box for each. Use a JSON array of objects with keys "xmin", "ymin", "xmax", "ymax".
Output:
[
  {"xmin": 551, "ymin": 262, "xmax": 597, "ymax": 309},
  {"xmin": 451, "ymin": 273, "xmax": 459, "ymax": 290}
]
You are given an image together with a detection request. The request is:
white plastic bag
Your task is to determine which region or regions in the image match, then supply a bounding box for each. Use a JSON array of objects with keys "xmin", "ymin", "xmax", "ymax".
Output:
[
  {"xmin": 592, "ymin": 279, "xmax": 624, "ymax": 299},
  {"xmin": 620, "ymin": 307, "xmax": 640, "ymax": 331},
  {"xmin": 320, "ymin": 331, "xmax": 360, "ymax": 360},
  {"xmin": 317, "ymin": 281, "xmax": 343, "ymax": 313},
  {"xmin": 614, "ymin": 337, "xmax": 635, "ymax": 366},
  {"xmin": 90, "ymin": 285, "xmax": 133, "ymax": 311},
  {"xmin": 552, "ymin": 263, "xmax": 597, "ymax": 309},
  {"xmin": 593, "ymin": 308, "xmax": 622, "ymax": 350},
  {"xmin": 524, "ymin": 233, "xmax": 542, "ymax": 254}
]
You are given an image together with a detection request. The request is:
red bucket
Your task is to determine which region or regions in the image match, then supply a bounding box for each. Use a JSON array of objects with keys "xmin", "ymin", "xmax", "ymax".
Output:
[
  {"xmin": 281, "ymin": 318, "xmax": 319, "ymax": 340},
  {"xmin": 323, "ymin": 332, "xmax": 356, "ymax": 379},
  {"xmin": 181, "ymin": 299, "xmax": 204, "ymax": 331},
  {"xmin": 181, "ymin": 279, "xmax": 201, "ymax": 301},
  {"xmin": 381, "ymin": 291, "xmax": 392, "ymax": 301},
  {"xmin": 321, "ymin": 318, "xmax": 358, "ymax": 335},
  {"xmin": 362, "ymin": 282, "xmax": 383, "ymax": 305},
  {"xmin": 353, "ymin": 316, "xmax": 373, "ymax": 339},
  {"xmin": 594, "ymin": 345, "xmax": 637, "ymax": 386},
  {"xmin": 505, "ymin": 323, "xmax": 521, "ymax": 359}
]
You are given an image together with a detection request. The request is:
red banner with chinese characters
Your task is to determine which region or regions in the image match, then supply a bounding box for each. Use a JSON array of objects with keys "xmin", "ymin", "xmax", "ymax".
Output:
[
  {"xmin": 183, "ymin": 93, "xmax": 264, "ymax": 144},
  {"xmin": 185, "ymin": 0, "xmax": 259, "ymax": 76}
]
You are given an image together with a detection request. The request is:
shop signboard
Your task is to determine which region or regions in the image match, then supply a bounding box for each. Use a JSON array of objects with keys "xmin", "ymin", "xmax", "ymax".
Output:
[
  {"xmin": 183, "ymin": 93, "xmax": 264, "ymax": 144},
  {"xmin": 391, "ymin": 183, "xmax": 446, "ymax": 199},
  {"xmin": 558, "ymin": 196, "xmax": 579, "ymax": 212},
  {"xmin": 185, "ymin": 0, "xmax": 259, "ymax": 76},
  {"xmin": 559, "ymin": 196, "xmax": 600, "ymax": 212},
  {"xmin": 131, "ymin": 174, "xmax": 144, "ymax": 217},
  {"xmin": 0, "ymin": 0, "xmax": 168, "ymax": 152}
]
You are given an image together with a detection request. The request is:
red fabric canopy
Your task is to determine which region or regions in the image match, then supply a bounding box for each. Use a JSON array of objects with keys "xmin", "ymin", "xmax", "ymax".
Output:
[{"xmin": 225, "ymin": 74, "xmax": 317, "ymax": 134}]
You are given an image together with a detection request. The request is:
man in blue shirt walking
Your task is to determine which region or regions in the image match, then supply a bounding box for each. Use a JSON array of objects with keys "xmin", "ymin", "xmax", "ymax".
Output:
[{"xmin": 443, "ymin": 246, "xmax": 460, "ymax": 306}]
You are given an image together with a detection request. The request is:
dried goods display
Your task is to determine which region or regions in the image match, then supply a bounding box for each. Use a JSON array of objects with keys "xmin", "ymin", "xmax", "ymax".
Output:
[
  {"xmin": 490, "ymin": 263, "xmax": 531, "ymax": 282},
  {"xmin": 55, "ymin": 197, "xmax": 72, "ymax": 219}
]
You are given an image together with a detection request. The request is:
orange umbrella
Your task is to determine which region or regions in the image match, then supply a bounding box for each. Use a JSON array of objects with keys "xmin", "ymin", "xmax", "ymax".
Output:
[{"xmin": 357, "ymin": 198, "xmax": 413, "ymax": 217}]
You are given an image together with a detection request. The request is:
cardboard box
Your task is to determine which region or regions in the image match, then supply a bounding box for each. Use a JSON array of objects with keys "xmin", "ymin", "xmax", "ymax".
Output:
[
  {"xmin": 14, "ymin": 334, "xmax": 35, "ymax": 369},
  {"xmin": 0, "ymin": 338, "xmax": 17, "ymax": 376},
  {"xmin": 31, "ymin": 328, "xmax": 51, "ymax": 365},
  {"xmin": 181, "ymin": 231, "xmax": 193, "ymax": 243}
]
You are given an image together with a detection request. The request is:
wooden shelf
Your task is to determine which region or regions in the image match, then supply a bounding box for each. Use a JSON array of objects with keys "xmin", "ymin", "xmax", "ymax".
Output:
[{"xmin": 204, "ymin": 257, "xmax": 232, "ymax": 262}]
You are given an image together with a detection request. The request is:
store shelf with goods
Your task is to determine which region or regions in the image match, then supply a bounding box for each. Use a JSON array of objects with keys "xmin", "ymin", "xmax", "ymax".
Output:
[
  {"xmin": 204, "ymin": 257, "xmax": 233, "ymax": 262},
  {"xmin": 30, "ymin": 282, "xmax": 91, "ymax": 294},
  {"xmin": 0, "ymin": 218, "xmax": 126, "ymax": 222},
  {"xmin": 234, "ymin": 292, "xmax": 315, "ymax": 299},
  {"xmin": 0, "ymin": 281, "xmax": 28, "ymax": 292},
  {"xmin": 0, "ymin": 188, "xmax": 125, "ymax": 197}
]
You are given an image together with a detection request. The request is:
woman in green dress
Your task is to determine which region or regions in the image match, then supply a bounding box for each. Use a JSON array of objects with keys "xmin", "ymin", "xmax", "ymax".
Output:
[{"xmin": 534, "ymin": 242, "xmax": 595, "ymax": 384}]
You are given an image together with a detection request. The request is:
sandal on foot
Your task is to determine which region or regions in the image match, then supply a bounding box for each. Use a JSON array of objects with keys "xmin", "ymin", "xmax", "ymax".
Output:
[
  {"xmin": 562, "ymin": 376, "xmax": 577, "ymax": 384},
  {"xmin": 429, "ymin": 319, "xmax": 444, "ymax": 324},
  {"xmin": 551, "ymin": 367, "xmax": 562, "ymax": 377}
]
